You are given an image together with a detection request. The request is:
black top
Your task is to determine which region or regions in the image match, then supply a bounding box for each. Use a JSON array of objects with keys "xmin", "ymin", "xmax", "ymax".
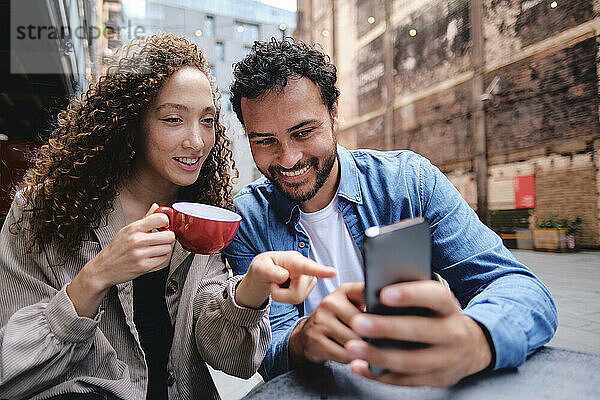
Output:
[{"xmin": 133, "ymin": 267, "xmax": 173, "ymax": 400}]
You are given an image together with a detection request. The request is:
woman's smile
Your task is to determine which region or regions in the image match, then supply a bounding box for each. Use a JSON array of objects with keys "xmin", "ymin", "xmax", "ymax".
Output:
[{"xmin": 173, "ymin": 156, "xmax": 201, "ymax": 171}]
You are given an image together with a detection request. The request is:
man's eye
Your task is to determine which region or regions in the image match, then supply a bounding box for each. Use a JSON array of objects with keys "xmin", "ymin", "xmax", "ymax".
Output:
[
  {"xmin": 202, "ymin": 117, "xmax": 215, "ymax": 125},
  {"xmin": 256, "ymin": 138, "xmax": 275, "ymax": 145},
  {"xmin": 296, "ymin": 129, "xmax": 312, "ymax": 137},
  {"xmin": 160, "ymin": 117, "xmax": 182, "ymax": 123}
]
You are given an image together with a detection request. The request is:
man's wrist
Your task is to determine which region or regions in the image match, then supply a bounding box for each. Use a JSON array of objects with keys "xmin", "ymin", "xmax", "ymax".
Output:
[
  {"xmin": 288, "ymin": 317, "xmax": 309, "ymax": 366},
  {"xmin": 467, "ymin": 316, "xmax": 495, "ymax": 374}
]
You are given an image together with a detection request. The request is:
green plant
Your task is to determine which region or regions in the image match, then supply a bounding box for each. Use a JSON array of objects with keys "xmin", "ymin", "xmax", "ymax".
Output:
[{"xmin": 536, "ymin": 214, "xmax": 582, "ymax": 235}]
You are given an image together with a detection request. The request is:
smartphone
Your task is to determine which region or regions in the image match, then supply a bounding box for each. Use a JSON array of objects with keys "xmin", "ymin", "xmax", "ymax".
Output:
[{"xmin": 362, "ymin": 217, "xmax": 432, "ymax": 375}]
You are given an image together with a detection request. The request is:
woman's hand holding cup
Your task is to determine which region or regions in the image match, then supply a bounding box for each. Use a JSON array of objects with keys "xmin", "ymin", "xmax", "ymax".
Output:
[
  {"xmin": 67, "ymin": 203, "xmax": 176, "ymax": 318},
  {"xmin": 87, "ymin": 203, "xmax": 175, "ymax": 285},
  {"xmin": 235, "ymin": 251, "xmax": 337, "ymax": 309}
]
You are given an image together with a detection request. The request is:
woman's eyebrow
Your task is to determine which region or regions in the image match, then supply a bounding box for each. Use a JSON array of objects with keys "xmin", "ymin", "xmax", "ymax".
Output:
[
  {"xmin": 155, "ymin": 103, "xmax": 189, "ymax": 112},
  {"xmin": 155, "ymin": 103, "xmax": 216, "ymax": 114}
]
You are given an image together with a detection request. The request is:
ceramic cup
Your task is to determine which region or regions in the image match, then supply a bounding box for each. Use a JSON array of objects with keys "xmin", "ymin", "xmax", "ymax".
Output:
[{"xmin": 154, "ymin": 202, "xmax": 241, "ymax": 254}]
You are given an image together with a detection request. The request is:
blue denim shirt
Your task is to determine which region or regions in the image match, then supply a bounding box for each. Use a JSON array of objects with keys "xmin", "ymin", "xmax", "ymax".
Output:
[{"xmin": 224, "ymin": 145, "xmax": 557, "ymax": 380}]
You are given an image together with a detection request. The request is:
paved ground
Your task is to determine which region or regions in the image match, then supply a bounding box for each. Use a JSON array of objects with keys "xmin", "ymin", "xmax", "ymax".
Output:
[
  {"xmin": 210, "ymin": 249, "xmax": 600, "ymax": 399},
  {"xmin": 511, "ymin": 249, "xmax": 600, "ymax": 354}
]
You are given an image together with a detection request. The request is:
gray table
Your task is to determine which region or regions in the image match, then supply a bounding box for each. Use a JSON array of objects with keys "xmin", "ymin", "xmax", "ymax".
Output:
[{"xmin": 243, "ymin": 347, "xmax": 600, "ymax": 399}]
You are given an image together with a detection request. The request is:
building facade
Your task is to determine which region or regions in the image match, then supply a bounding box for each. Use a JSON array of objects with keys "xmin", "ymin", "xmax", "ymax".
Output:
[
  {"xmin": 123, "ymin": 0, "xmax": 296, "ymax": 191},
  {"xmin": 1, "ymin": 0, "xmax": 108, "ymax": 218},
  {"xmin": 296, "ymin": 0, "xmax": 600, "ymax": 248}
]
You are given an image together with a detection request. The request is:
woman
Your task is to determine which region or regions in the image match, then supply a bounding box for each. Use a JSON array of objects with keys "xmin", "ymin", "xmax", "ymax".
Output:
[{"xmin": 0, "ymin": 34, "xmax": 334, "ymax": 400}]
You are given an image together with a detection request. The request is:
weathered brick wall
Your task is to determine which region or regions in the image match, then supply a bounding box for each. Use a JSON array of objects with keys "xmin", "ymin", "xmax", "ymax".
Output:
[
  {"xmin": 356, "ymin": 36, "xmax": 385, "ymax": 115},
  {"xmin": 535, "ymin": 163, "xmax": 598, "ymax": 248},
  {"xmin": 356, "ymin": 0, "xmax": 385, "ymax": 38},
  {"xmin": 328, "ymin": 0, "xmax": 600, "ymax": 246},
  {"xmin": 514, "ymin": 0, "xmax": 595, "ymax": 47},
  {"xmin": 393, "ymin": 80, "xmax": 472, "ymax": 167},
  {"xmin": 393, "ymin": 0, "xmax": 471, "ymax": 96},
  {"xmin": 485, "ymin": 37, "xmax": 600, "ymax": 158},
  {"xmin": 347, "ymin": 2, "xmax": 600, "ymax": 165},
  {"xmin": 446, "ymin": 169, "xmax": 477, "ymax": 208},
  {"xmin": 483, "ymin": 0, "xmax": 597, "ymax": 67},
  {"xmin": 354, "ymin": 116, "xmax": 385, "ymax": 149}
]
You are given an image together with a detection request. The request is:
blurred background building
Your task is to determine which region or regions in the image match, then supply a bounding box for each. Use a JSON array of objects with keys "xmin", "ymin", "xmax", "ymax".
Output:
[
  {"xmin": 297, "ymin": 0, "xmax": 600, "ymax": 248},
  {"xmin": 1, "ymin": 0, "xmax": 104, "ymax": 217}
]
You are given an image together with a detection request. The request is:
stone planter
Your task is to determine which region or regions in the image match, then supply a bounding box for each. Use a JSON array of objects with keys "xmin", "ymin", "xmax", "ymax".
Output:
[
  {"xmin": 533, "ymin": 228, "xmax": 570, "ymax": 252},
  {"xmin": 516, "ymin": 229, "xmax": 534, "ymax": 250}
]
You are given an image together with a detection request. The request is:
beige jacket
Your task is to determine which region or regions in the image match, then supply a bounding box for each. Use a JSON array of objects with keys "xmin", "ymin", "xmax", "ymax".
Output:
[{"xmin": 0, "ymin": 193, "xmax": 270, "ymax": 399}]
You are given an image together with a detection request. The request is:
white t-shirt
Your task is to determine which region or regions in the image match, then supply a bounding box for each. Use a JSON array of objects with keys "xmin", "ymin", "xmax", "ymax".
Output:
[{"xmin": 299, "ymin": 196, "xmax": 364, "ymax": 315}]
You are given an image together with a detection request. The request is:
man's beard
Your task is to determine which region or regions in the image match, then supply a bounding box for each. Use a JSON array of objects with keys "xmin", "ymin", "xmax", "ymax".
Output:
[{"xmin": 262, "ymin": 147, "xmax": 337, "ymax": 203}]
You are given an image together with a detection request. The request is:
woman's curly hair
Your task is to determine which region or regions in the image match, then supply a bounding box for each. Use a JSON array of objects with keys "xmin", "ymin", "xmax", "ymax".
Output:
[
  {"xmin": 13, "ymin": 34, "xmax": 237, "ymax": 263},
  {"xmin": 230, "ymin": 37, "xmax": 340, "ymax": 126}
]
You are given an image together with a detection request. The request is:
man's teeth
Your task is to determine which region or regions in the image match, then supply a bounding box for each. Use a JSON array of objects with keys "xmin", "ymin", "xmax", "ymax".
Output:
[
  {"xmin": 281, "ymin": 165, "xmax": 309, "ymax": 177},
  {"xmin": 175, "ymin": 157, "xmax": 199, "ymax": 165}
]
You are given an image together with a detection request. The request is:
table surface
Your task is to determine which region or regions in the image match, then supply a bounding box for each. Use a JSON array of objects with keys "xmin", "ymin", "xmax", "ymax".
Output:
[{"xmin": 243, "ymin": 347, "xmax": 600, "ymax": 399}]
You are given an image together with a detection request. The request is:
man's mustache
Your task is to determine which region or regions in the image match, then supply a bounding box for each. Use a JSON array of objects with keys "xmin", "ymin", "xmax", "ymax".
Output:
[{"xmin": 268, "ymin": 158, "xmax": 317, "ymax": 175}]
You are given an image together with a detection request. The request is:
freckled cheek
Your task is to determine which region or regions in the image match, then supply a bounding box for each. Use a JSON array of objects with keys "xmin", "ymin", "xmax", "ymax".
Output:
[{"xmin": 204, "ymin": 133, "xmax": 216, "ymax": 154}]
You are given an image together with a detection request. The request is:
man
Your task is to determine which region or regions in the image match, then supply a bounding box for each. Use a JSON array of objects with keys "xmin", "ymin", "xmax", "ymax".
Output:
[{"xmin": 224, "ymin": 38, "xmax": 557, "ymax": 387}]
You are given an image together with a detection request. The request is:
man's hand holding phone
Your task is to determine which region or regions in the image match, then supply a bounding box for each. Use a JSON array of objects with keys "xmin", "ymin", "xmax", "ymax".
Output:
[
  {"xmin": 345, "ymin": 280, "xmax": 493, "ymax": 387},
  {"xmin": 289, "ymin": 282, "xmax": 365, "ymax": 365}
]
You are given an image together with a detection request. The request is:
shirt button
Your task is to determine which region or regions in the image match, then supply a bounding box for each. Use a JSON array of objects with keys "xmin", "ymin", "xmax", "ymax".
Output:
[
  {"xmin": 166, "ymin": 370, "xmax": 175, "ymax": 386},
  {"xmin": 298, "ymin": 241, "xmax": 306, "ymax": 248},
  {"xmin": 166, "ymin": 280, "xmax": 178, "ymax": 295}
]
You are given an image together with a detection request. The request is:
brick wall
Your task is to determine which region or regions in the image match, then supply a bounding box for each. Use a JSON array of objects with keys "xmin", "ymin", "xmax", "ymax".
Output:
[
  {"xmin": 485, "ymin": 37, "xmax": 600, "ymax": 158},
  {"xmin": 535, "ymin": 164, "xmax": 598, "ymax": 248},
  {"xmin": 356, "ymin": 36, "xmax": 385, "ymax": 115},
  {"xmin": 393, "ymin": 0, "xmax": 471, "ymax": 95},
  {"xmin": 483, "ymin": 0, "xmax": 597, "ymax": 67},
  {"xmin": 354, "ymin": 116, "xmax": 385, "ymax": 149},
  {"xmin": 309, "ymin": 0, "xmax": 600, "ymax": 247},
  {"xmin": 393, "ymin": 80, "xmax": 472, "ymax": 166}
]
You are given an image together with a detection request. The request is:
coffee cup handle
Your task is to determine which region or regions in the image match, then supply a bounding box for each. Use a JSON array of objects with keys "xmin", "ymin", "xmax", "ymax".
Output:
[{"xmin": 154, "ymin": 206, "xmax": 175, "ymax": 231}]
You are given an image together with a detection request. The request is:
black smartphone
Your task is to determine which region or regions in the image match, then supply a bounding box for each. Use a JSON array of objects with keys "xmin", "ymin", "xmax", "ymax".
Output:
[{"xmin": 362, "ymin": 217, "xmax": 432, "ymax": 375}]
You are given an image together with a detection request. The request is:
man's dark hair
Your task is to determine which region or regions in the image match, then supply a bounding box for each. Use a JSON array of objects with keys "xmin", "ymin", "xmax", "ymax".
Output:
[{"xmin": 230, "ymin": 37, "xmax": 340, "ymax": 126}]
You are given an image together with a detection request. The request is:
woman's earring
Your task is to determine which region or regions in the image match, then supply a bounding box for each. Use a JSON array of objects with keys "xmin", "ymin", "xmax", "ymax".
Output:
[{"xmin": 130, "ymin": 150, "xmax": 136, "ymax": 159}]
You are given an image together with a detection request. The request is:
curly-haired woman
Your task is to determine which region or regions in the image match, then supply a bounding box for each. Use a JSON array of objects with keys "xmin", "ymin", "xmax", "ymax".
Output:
[{"xmin": 0, "ymin": 34, "xmax": 334, "ymax": 400}]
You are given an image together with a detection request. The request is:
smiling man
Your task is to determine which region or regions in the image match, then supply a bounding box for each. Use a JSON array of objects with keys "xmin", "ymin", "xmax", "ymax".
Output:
[
  {"xmin": 223, "ymin": 38, "xmax": 557, "ymax": 387},
  {"xmin": 241, "ymin": 77, "xmax": 338, "ymax": 212}
]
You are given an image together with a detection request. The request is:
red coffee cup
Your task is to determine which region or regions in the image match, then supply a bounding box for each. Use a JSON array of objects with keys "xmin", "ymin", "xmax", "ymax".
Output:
[{"xmin": 154, "ymin": 202, "xmax": 242, "ymax": 254}]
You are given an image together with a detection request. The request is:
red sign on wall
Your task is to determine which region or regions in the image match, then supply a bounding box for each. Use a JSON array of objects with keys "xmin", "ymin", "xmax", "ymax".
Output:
[{"xmin": 514, "ymin": 174, "xmax": 535, "ymax": 209}]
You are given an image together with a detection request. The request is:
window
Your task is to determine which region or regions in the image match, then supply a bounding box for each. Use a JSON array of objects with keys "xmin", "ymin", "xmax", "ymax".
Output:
[
  {"xmin": 215, "ymin": 42, "xmax": 224, "ymax": 62},
  {"xmin": 205, "ymin": 15, "xmax": 215, "ymax": 36},
  {"xmin": 235, "ymin": 22, "xmax": 259, "ymax": 43}
]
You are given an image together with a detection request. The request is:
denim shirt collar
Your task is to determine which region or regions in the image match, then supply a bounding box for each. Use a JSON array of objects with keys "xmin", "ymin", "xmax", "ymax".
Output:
[
  {"xmin": 275, "ymin": 145, "xmax": 363, "ymax": 225},
  {"xmin": 336, "ymin": 145, "xmax": 363, "ymax": 205}
]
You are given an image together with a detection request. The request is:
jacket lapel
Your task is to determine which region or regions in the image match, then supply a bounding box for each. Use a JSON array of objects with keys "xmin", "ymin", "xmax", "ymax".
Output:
[
  {"xmin": 170, "ymin": 241, "xmax": 191, "ymax": 277},
  {"xmin": 91, "ymin": 196, "xmax": 140, "ymax": 345}
]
